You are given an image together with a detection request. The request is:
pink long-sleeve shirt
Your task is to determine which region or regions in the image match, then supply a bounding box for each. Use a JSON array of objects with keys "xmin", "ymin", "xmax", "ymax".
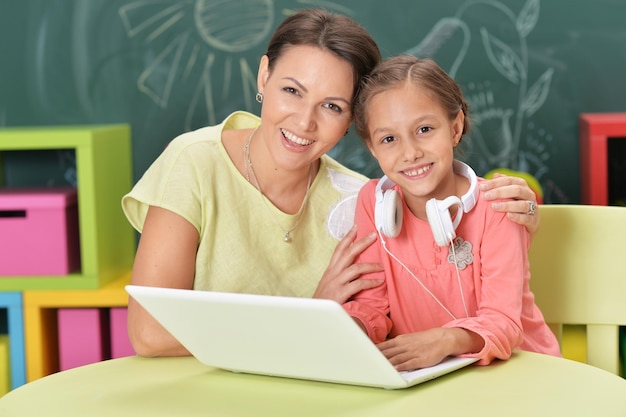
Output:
[{"xmin": 343, "ymin": 178, "xmax": 561, "ymax": 365}]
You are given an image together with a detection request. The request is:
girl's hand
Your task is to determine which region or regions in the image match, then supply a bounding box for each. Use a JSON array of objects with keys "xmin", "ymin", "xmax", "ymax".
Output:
[
  {"xmin": 313, "ymin": 225, "xmax": 383, "ymax": 304},
  {"xmin": 377, "ymin": 328, "xmax": 484, "ymax": 371}
]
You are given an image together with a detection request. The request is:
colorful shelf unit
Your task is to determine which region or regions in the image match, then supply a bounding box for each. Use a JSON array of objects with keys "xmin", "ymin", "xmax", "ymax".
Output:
[
  {"xmin": 0, "ymin": 334, "xmax": 9, "ymax": 396},
  {"xmin": 579, "ymin": 113, "xmax": 626, "ymax": 205},
  {"xmin": 22, "ymin": 272, "xmax": 133, "ymax": 381},
  {"xmin": 0, "ymin": 125, "xmax": 135, "ymax": 290},
  {"xmin": 0, "ymin": 292, "xmax": 25, "ymax": 391}
]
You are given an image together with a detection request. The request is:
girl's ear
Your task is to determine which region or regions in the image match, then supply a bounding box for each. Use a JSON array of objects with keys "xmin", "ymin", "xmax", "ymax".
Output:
[
  {"xmin": 257, "ymin": 55, "xmax": 270, "ymax": 93},
  {"xmin": 452, "ymin": 110, "xmax": 465, "ymax": 144}
]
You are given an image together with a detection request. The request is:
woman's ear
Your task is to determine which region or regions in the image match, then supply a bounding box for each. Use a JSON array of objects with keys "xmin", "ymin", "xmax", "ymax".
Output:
[
  {"xmin": 366, "ymin": 141, "xmax": 378, "ymax": 160},
  {"xmin": 257, "ymin": 55, "xmax": 270, "ymax": 93}
]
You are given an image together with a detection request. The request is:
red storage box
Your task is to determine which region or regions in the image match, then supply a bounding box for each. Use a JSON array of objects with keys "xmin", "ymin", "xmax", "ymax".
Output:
[{"xmin": 0, "ymin": 187, "xmax": 80, "ymax": 276}]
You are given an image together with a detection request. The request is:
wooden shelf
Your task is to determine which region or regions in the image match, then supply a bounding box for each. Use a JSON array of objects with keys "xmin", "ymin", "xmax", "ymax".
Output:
[
  {"xmin": 23, "ymin": 272, "xmax": 132, "ymax": 381},
  {"xmin": 0, "ymin": 125, "xmax": 136, "ymax": 290},
  {"xmin": 579, "ymin": 113, "xmax": 626, "ymax": 205}
]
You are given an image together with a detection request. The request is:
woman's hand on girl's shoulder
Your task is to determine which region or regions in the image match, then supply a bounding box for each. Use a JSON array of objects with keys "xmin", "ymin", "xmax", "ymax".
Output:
[
  {"xmin": 480, "ymin": 173, "xmax": 540, "ymax": 237},
  {"xmin": 313, "ymin": 225, "xmax": 383, "ymax": 304}
]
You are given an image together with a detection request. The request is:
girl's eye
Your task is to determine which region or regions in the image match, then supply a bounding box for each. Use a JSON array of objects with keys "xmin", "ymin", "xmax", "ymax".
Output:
[
  {"xmin": 417, "ymin": 126, "xmax": 432, "ymax": 134},
  {"xmin": 381, "ymin": 136, "xmax": 396, "ymax": 144}
]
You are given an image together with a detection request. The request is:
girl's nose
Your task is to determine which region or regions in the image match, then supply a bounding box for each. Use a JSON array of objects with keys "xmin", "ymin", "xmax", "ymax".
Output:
[{"xmin": 402, "ymin": 139, "xmax": 423, "ymax": 161}]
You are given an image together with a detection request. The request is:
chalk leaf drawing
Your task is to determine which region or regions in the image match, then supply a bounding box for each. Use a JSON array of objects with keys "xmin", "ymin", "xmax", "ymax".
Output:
[
  {"xmin": 481, "ymin": 28, "xmax": 525, "ymax": 85},
  {"xmin": 521, "ymin": 68, "xmax": 554, "ymax": 118},
  {"xmin": 517, "ymin": 0, "xmax": 540, "ymax": 37},
  {"xmin": 405, "ymin": 0, "xmax": 554, "ymax": 185}
]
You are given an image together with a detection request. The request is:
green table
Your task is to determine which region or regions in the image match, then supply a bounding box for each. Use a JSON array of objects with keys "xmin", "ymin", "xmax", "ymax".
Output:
[{"xmin": 1, "ymin": 351, "xmax": 625, "ymax": 417}]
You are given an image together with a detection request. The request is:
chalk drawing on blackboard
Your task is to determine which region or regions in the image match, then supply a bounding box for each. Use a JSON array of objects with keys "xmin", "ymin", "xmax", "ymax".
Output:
[
  {"xmin": 118, "ymin": 0, "xmax": 274, "ymax": 127},
  {"xmin": 405, "ymin": 18, "xmax": 470, "ymax": 79},
  {"xmin": 118, "ymin": 0, "xmax": 355, "ymax": 129},
  {"xmin": 404, "ymin": 0, "xmax": 555, "ymax": 184}
]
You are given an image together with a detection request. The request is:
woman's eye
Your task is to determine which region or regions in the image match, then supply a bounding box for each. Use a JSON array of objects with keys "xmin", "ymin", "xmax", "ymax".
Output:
[
  {"xmin": 325, "ymin": 103, "xmax": 343, "ymax": 114},
  {"xmin": 283, "ymin": 86, "xmax": 298, "ymax": 95}
]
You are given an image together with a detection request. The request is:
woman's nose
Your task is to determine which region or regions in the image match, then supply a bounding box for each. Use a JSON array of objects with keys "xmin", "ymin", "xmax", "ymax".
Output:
[{"xmin": 295, "ymin": 105, "xmax": 316, "ymax": 131}]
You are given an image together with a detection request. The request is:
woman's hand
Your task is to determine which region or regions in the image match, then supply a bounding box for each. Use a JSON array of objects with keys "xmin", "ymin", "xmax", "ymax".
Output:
[
  {"xmin": 377, "ymin": 328, "xmax": 484, "ymax": 371},
  {"xmin": 313, "ymin": 225, "xmax": 383, "ymax": 304},
  {"xmin": 480, "ymin": 173, "xmax": 540, "ymax": 237}
]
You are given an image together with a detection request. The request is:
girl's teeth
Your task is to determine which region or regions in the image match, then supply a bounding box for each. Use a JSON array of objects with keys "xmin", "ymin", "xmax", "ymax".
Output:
[{"xmin": 405, "ymin": 166, "xmax": 430, "ymax": 176}]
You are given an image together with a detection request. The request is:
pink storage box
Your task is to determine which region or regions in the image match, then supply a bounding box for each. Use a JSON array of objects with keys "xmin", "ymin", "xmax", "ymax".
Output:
[
  {"xmin": 110, "ymin": 307, "xmax": 135, "ymax": 358},
  {"xmin": 58, "ymin": 308, "xmax": 107, "ymax": 371},
  {"xmin": 0, "ymin": 187, "xmax": 80, "ymax": 276}
]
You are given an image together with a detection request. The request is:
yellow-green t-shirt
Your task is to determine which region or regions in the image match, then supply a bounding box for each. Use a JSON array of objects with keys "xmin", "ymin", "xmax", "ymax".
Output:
[{"xmin": 122, "ymin": 111, "xmax": 368, "ymax": 297}]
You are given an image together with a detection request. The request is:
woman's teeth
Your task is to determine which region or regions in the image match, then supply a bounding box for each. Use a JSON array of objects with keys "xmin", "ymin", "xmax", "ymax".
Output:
[{"xmin": 282, "ymin": 129, "xmax": 313, "ymax": 146}]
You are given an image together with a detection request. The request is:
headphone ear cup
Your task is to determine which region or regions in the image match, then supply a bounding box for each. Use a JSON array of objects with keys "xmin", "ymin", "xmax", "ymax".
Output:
[
  {"xmin": 426, "ymin": 197, "xmax": 459, "ymax": 246},
  {"xmin": 379, "ymin": 189, "xmax": 402, "ymax": 238}
]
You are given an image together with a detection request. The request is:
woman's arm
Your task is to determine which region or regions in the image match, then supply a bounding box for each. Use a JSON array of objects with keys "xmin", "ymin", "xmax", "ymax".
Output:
[
  {"xmin": 480, "ymin": 173, "xmax": 540, "ymax": 237},
  {"xmin": 127, "ymin": 206, "xmax": 199, "ymax": 357}
]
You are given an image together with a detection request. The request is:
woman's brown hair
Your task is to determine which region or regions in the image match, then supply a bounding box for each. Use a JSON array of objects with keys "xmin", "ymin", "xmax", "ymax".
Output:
[{"xmin": 265, "ymin": 9, "xmax": 382, "ymax": 110}]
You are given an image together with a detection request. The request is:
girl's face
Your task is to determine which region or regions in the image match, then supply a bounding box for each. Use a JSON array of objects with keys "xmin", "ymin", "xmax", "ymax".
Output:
[
  {"xmin": 365, "ymin": 82, "xmax": 464, "ymax": 212},
  {"xmin": 256, "ymin": 45, "xmax": 354, "ymax": 172}
]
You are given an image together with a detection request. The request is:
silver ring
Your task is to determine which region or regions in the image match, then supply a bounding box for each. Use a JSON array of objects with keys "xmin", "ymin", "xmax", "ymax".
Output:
[{"xmin": 527, "ymin": 200, "xmax": 537, "ymax": 215}]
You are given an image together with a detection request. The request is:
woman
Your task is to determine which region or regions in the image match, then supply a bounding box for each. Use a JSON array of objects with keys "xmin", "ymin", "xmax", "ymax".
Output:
[{"xmin": 122, "ymin": 9, "xmax": 541, "ymax": 357}]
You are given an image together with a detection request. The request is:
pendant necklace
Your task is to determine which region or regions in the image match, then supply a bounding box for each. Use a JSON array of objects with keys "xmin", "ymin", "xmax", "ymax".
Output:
[{"xmin": 243, "ymin": 128, "xmax": 313, "ymax": 243}]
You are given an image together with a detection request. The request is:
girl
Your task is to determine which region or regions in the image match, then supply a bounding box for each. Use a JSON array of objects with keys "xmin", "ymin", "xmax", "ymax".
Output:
[{"xmin": 343, "ymin": 55, "xmax": 560, "ymax": 370}]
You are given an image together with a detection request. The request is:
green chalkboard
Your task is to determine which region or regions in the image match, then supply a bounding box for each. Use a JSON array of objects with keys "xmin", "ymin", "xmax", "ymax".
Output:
[{"xmin": 2, "ymin": 0, "xmax": 626, "ymax": 203}]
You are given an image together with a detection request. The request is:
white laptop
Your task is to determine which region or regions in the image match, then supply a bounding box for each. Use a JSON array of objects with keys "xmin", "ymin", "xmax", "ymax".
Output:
[{"xmin": 125, "ymin": 285, "xmax": 477, "ymax": 389}]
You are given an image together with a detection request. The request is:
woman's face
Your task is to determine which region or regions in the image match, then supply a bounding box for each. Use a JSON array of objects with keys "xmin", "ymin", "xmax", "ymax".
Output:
[
  {"xmin": 257, "ymin": 45, "xmax": 354, "ymax": 172},
  {"xmin": 365, "ymin": 83, "xmax": 464, "ymax": 207}
]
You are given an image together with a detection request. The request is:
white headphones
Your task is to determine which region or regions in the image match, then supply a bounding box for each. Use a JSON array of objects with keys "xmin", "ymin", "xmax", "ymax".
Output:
[{"xmin": 374, "ymin": 160, "xmax": 479, "ymax": 246}]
